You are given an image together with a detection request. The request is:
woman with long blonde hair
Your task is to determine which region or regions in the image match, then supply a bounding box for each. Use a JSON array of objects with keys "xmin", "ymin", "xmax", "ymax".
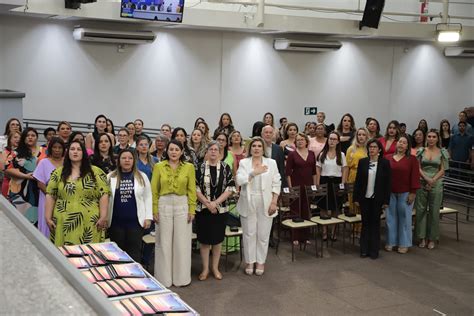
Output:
[{"xmin": 346, "ymin": 128, "xmax": 369, "ymax": 232}]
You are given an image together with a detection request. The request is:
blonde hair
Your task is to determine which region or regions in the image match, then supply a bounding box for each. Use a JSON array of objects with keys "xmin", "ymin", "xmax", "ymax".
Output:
[{"xmin": 349, "ymin": 127, "xmax": 369, "ymax": 154}]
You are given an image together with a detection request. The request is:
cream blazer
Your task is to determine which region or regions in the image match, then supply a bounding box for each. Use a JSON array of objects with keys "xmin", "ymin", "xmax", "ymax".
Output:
[
  {"xmin": 236, "ymin": 157, "xmax": 281, "ymax": 218},
  {"xmin": 107, "ymin": 171, "xmax": 153, "ymax": 228}
]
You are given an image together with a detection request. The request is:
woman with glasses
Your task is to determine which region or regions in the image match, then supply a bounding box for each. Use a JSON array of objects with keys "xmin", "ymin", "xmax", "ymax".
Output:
[
  {"xmin": 195, "ymin": 141, "xmax": 236, "ymax": 281},
  {"xmin": 353, "ymin": 139, "xmax": 391, "ymax": 259},
  {"xmin": 285, "ymin": 133, "xmax": 317, "ymax": 245},
  {"xmin": 114, "ymin": 128, "xmax": 133, "ymax": 155},
  {"xmin": 151, "ymin": 133, "xmax": 168, "ymax": 162},
  {"xmin": 316, "ymin": 131, "xmax": 348, "ymax": 241},
  {"xmin": 214, "ymin": 132, "xmax": 236, "ymax": 175}
]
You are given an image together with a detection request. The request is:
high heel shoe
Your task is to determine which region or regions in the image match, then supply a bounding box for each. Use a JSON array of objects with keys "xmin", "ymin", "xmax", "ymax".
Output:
[
  {"xmin": 198, "ymin": 271, "xmax": 209, "ymax": 281},
  {"xmin": 212, "ymin": 270, "xmax": 223, "ymax": 280},
  {"xmin": 244, "ymin": 264, "xmax": 254, "ymax": 275},
  {"xmin": 255, "ymin": 264, "xmax": 264, "ymax": 276}
]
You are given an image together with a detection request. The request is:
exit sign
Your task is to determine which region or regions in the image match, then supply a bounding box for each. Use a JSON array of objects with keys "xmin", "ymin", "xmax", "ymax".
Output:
[{"xmin": 304, "ymin": 107, "xmax": 317, "ymax": 115}]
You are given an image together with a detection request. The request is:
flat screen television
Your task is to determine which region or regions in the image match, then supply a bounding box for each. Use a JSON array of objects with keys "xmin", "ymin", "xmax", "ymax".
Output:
[{"xmin": 121, "ymin": 0, "xmax": 185, "ymax": 23}]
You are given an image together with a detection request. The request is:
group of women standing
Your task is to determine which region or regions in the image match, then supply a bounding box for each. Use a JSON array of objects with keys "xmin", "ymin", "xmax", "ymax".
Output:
[
  {"xmin": 0, "ymin": 111, "xmax": 454, "ymax": 288},
  {"xmin": 279, "ymin": 113, "xmax": 450, "ymax": 259}
]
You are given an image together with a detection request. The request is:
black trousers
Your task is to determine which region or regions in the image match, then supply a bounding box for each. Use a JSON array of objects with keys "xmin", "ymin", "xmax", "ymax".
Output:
[
  {"xmin": 108, "ymin": 223, "xmax": 144, "ymax": 263},
  {"xmin": 360, "ymin": 198, "xmax": 382, "ymax": 258}
]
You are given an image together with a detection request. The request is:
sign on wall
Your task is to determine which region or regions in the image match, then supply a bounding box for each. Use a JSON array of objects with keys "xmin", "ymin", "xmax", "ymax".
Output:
[{"xmin": 304, "ymin": 107, "xmax": 317, "ymax": 115}]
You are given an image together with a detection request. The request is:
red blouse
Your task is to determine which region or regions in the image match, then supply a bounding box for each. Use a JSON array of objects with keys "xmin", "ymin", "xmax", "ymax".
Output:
[
  {"xmin": 379, "ymin": 137, "xmax": 397, "ymax": 158},
  {"xmin": 387, "ymin": 154, "xmax": 421, "ymax": 194}
]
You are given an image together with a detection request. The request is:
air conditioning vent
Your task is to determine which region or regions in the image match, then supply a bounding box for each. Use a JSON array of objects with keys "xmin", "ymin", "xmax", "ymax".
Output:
[
  {"xmin": 444, "ymin": 47, "xmax": 474, "ymax": 58},
  {"xmin": 274, "ymin": 39, "xmax": 342, "ymax": 52},
  {"xmin": 73, "ymin": 28, "xmax": 156, "ymax": 45}
]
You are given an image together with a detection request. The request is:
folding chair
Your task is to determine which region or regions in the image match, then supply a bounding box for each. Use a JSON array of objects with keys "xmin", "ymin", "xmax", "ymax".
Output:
[
  {"xmin": 278, "ymin": 186, "xmax": 318, "ymax": 261},
  {"xmin": 335, "ymin": 183, "xmax": 362, "ymax": 251},
  {"xmin": 309, "ymin": 184, "xmax": 344, "ymax": 257},
  {"xmin": 439, "ymin": 207, "xmax": 460, "ymax": 241},
  {"xmin": 275, "ymin": 186, "xmax": 300, "ymax": 254}
]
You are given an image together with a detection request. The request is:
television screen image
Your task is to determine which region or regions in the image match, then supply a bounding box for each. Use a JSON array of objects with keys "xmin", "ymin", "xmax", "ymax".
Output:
[{"xmin": 121, "ymin": 0, "xmax": 185, "ymax": 23}]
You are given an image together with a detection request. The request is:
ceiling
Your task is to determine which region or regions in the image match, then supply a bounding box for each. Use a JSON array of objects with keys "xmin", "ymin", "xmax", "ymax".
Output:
[{"xmin": 1, "ymin": 0, "xmax": 474, "ymax": 42}]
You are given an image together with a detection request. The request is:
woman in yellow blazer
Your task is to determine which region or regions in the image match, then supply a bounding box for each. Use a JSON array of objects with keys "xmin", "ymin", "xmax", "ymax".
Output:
[{"xmin": 151, "ymin": 139, "xmax": 196, "ymax": 287}]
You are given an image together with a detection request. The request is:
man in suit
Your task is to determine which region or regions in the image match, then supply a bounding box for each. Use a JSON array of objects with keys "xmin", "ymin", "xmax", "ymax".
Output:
[
  {"xmin": 261, "ymin": 125, "xmax": 287, "ymax": 247},
  {"xmin": 262, "ymin": 125, "xmax": 287, "ymax": 188}
]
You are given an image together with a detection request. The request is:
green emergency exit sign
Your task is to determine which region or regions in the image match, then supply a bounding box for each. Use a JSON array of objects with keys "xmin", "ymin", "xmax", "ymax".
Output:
[{"xmin": 304, "ymin": 107, "xmax": 317, "ymax": 115}]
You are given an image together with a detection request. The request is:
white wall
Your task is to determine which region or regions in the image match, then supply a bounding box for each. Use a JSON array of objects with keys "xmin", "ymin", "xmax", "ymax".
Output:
[
  {"xmin": 0, "ymin": 15, "xmax": 473, "ymax": 136},
  {"xmin": 0, "ymin": 19, "xmax": 4, "ymax": 88}
]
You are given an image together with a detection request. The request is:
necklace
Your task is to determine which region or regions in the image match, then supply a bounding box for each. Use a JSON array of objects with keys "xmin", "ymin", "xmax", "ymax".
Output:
[{"xmin": 210, "ymin": 165, "xmax": 218, "ymax": 188}]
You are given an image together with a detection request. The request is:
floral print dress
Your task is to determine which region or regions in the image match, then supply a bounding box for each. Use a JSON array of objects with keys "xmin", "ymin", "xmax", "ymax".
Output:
[{"xmin": 46, "ymin": 166, "xmax": 111, "ymax": 246}]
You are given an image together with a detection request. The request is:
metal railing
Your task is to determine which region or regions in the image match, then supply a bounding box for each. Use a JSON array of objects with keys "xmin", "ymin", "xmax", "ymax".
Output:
[
  {"xmin": 23, "ymin": 118, "xmax": 163, "ymax": 143},
  {"xmin": 444, "ymin": 160, "xmax": 474, "ymax": 221}
]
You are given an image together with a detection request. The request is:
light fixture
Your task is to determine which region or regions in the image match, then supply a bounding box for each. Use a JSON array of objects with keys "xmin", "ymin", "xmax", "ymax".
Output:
[{"xmin": 436, "ymin": 23, "xmax": 462, "ymax": 42}]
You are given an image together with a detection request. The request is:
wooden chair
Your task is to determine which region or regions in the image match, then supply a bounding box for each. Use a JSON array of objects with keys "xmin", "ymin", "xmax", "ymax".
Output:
[
  {"xmin": 277, "ymin": 186, "xmax": 318, "ymax": 261},
  {"xmin": 224, "ymin": 226, "xmax": 243, "ymax": 271},
  {"xmin": 275, "ymin": 186, "xmax": 300, "ymax": 254},
  {"xmin": 308, "ymin": 184, "xmax": 344, "ymax": 257},
  {"xmin": 335, "ymin": 183, "xmax": 362, "ymax": 250}
]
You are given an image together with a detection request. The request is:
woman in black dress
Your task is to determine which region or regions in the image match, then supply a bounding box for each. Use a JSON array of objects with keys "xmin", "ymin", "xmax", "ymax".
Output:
[{"xmin": 195, "ymin": 141, "xmax": 236, "ymax": 281}]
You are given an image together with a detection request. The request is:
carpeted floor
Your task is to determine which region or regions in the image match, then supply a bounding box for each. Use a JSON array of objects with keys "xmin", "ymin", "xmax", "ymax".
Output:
[{"xmin": 164, "ymin": 205, "xmax": 474, "ymax": 315}]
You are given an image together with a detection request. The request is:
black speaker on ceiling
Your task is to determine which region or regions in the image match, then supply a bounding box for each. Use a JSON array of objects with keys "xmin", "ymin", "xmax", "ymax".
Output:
[{"xmin": 359, "ymin": 0, "xmax": 385, "ymax": 30}]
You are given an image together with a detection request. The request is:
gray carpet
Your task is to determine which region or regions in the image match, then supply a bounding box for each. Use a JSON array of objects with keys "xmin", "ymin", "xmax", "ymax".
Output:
[{"xmin": 170, "ymin": 206, "xmax": 474, "ymax": 315}]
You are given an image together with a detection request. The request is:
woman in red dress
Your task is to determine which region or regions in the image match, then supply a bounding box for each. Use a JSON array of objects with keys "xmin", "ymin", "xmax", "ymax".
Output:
[{"xmin": 285, "ymin": 132, "xmax": 317, "ymax": 245}]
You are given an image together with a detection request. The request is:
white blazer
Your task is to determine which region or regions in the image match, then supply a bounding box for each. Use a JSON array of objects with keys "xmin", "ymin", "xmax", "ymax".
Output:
[
  {"xmin": 107, "ymin": 171, "xmax": 153, "ymax": 228},
  {"xmin": 236, "ymin": 157, "xmax": 281, "ymax": 218}
]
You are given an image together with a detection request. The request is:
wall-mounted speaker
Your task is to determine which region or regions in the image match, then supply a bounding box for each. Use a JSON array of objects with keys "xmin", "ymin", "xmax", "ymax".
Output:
[{"xmin": 359, "ymin": 0, "xmax": 385, "ymax": 30}]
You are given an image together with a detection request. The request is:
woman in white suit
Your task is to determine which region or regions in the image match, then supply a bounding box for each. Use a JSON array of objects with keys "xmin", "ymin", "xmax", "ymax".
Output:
[
  {"xmin": 236, "ymin": 137, "xmax": 281, "ymax": 276},
  {"xmin": 107, "ymin": 149, "xmax": 153, "ymax": 262}
]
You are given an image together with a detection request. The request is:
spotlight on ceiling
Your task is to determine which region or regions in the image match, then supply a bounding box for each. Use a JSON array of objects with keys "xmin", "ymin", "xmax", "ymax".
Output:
[{"xmin": 436, "ymin": 23, "xmax": 462, "ymax": 43}]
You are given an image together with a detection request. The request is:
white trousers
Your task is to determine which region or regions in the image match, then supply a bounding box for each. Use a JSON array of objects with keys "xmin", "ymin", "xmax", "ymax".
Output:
[
  {"xmin": 155, "ymin": 195, "xmax": 192, "ymax": 287},
  {"xmin": 240, "ymin": 193, "xmax": 273, "ymax": 264}
]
